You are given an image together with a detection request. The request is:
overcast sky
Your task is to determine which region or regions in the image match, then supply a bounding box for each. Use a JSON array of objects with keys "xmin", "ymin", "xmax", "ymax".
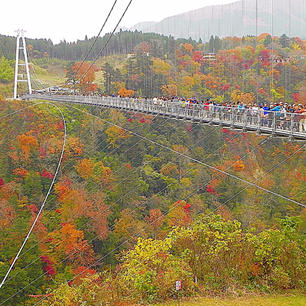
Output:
[{"xmin": 0, "ymin": 0, "xmax": 235, "ymax": 43}]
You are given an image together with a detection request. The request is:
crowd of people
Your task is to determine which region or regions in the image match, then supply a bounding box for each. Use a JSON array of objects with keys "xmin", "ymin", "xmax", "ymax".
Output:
[{"xmin": 151, "ymin": 97, "xmax": 306, "ymax": 133}]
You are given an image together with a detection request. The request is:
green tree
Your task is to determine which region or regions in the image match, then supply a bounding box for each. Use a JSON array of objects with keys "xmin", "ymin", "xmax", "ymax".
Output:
[{"xmin": 0, "ymin": 57, "xmax": 14, "ymax": 83}]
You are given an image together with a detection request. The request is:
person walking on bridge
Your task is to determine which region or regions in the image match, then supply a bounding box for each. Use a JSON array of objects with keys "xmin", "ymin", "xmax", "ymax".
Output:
[{"xmin": 296, "ymin": 104, "xmax": 306, "ymax": 133}]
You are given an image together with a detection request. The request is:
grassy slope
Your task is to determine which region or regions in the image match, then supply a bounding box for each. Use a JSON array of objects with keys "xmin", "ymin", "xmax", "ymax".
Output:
[
  {"xmin": 154, "ymin": 294, "xmax": 306, "ymax": 306},
  {"xmin": 31, "ymin": 60, "xmax": 66, "ymax": 88}
]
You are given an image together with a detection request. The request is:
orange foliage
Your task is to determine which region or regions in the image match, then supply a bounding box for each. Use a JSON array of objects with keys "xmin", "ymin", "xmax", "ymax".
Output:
[
  {"xmin": 86, "ymin": 194, "xmax": 110, "ymax": 240},
  {"xmin": 54, "ymin": 177, "xmax": 72, "ymax": 201},
  {"xmin": 172, "ymin": 144, "xmax": 189, "ymax": 155},
  {"xmin": 49, "ymin": 223, "xmax": 96, "ymax": 266},
  {"xmin": 166, "ymin": 200, "xmax": 192, "ymax": 228},
  {"xmin": 17, "ymin": 132, "xmax": 39, "ymax": 160},
  {"xmin": 202, "ymin": 74, "xmax": 221, "ymax": 89},
  {"xmin": 233, "ymin": 160, "xmax": 246, "ymax": 172},
  {"xmin": 160, "ymin": 163, "xmax": 179, "ymax": 177},
  {"xmin": 161, "ymin": 84, "xmax": 177, "ymax": 97},
  {"xmin": 56, "ymin": 184, "xmax": 110, "ymax": 240},
  {"xmin": 72, "ymin": 62, "xmax": 98, "ymax": 93},
  {"xmin": 183, "ymin": 43, "xmax": 194, "ymax": 53},
  {"xmin": 72, "ymin": 266, "xmax": 98, "ymax": 286},
  {"xmin": 74, "ymin": 159, "xmax": 94, "ymax": 179},
  {"xmin": 118, "ymin": 87, "xmax": 134, "ymax": 97},
  {"xmin": 13, "ymin": 168, "xmax": 29, "ymax": 178},
  {"xmin": 148, "ymin": 208, "xmax": 164, "ymax": 231}
]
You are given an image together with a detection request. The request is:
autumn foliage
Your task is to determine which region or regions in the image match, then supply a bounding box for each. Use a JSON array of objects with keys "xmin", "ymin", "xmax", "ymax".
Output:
[{"xmin": 71, "ymin": 62, "xmax": 98, "ymax": 93}]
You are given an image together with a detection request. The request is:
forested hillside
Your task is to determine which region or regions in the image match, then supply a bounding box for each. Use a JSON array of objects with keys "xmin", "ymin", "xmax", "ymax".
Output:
[
  {"xmin": 0, "ymin": 31, "xmax": 183, "ymax": 60},
  {"xmin": 92, "ymin": 33, "xmax": 306, "ymax": 101},
  {"xmin": 0, "ymin": 30, "xmax": 305, "ymax": 103},
  {"xmin": 0, "ymin": 99, "xmax": 305, "ymax": 305}
]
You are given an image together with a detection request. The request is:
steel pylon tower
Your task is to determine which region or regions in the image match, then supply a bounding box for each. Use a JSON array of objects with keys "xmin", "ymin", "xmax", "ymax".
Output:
[{"xmin": 14, "ymin": 29, "xmax": 32, "ymax": 99}]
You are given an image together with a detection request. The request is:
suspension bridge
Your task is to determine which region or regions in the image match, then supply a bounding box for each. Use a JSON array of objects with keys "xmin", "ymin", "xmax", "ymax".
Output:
[{"xmin": 24, "ymin": 94, "xmax": 306, "ymax": 140}]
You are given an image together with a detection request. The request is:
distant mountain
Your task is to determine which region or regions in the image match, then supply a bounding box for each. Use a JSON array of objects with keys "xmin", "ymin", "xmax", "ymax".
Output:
[
  {"xmin": 131, "ymin": 0, "xmax": 306, "ymax": 40},
  {"xmin": 130, "ymin": 21, "xmax": 157, "ymax": 31}
]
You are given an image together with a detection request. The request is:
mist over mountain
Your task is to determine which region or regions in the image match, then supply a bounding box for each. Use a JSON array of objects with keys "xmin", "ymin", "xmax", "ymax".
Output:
[{"xmin": 131, "ymin": 0, "xmax": 306, "ymax": 40}]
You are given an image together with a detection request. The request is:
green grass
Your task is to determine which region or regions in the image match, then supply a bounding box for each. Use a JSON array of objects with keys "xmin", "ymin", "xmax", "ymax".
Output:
[{"xmin": 154, "ymin": 294, "xmax": 306, "ymax": 306}]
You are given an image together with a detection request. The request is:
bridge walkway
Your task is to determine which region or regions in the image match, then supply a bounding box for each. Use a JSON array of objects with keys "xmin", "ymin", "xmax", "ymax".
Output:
[{"xmin": 25, "ymin": 94, "xmax": 306, "ymax": 141}]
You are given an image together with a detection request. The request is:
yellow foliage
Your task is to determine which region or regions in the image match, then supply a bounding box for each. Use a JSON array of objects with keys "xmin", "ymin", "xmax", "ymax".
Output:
[
  {"xmin": 180, "ymin": 177, "xmax": 192, "ymax": 187},
  {"xmin": 105, "ymin": 126, "xmax": 130, "ymax": 147},
  {"xmin": 152, "ymin": 58, "xmax": 171, "ymax": 75},
  {"xmin": 75, "ymin": 159, "xmax": 94, "ymax": 179},
  {"xmin": 182, "ymin": 76, "xmax": 195, "ymax": 87}
]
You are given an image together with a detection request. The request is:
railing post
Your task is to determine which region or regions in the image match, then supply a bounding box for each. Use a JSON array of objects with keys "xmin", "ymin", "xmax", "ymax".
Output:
[
  {"xmin": 257, "ymin": 111, "xmax": 261, "ymax": 135},
  {"xmin": 272, "ymin": 112, "xmax": 276, "ymax": 135},
  {"xmin": 290, "ymin": 113, "xmax": 294, "ymax": 140},
  {"xmin": 231, "ymin": 107, "xmax": 235, "ymax": 128},
  {"xmin": 243, "ymin": 110, "xmax": 248, "ymax": 131}
]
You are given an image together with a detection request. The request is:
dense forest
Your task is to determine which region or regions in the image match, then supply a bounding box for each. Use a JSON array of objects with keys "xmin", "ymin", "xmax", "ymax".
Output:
[
  {"xmin": 0, "ymin": 31, "xmax": 188, "ymax": 60},
  {"xmin": 0, "ymin": 97, "xmax": 305, "ymax": 305}
]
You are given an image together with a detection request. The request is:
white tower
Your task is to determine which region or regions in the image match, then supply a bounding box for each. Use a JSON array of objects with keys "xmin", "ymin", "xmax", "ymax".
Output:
[{"xmin": 14, "ymin": 29, "xmax": 32, "ymax": 99}]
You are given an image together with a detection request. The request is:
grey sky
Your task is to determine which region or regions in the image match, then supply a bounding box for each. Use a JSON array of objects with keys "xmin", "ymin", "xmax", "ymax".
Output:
[{"xmin": 1, "ymin": 0, "xmax": 235, "ymax": 43}]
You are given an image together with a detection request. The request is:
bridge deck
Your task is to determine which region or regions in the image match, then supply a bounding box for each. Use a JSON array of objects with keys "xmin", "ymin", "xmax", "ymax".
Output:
[{"xmin": 25, "ymin": 94, "xmax": 306, "ymax": 140}]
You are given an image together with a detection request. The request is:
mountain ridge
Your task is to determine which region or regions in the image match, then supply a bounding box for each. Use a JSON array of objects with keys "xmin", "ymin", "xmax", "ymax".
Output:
[{"xmin": 131, "ymin": 0, "xmax": 306, "ymax": 40}]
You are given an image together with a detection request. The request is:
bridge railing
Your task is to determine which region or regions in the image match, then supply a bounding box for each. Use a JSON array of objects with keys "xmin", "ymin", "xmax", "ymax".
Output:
[{"xmin": 24, "ymin": 94, "xmax": 306, "ymax": 140}]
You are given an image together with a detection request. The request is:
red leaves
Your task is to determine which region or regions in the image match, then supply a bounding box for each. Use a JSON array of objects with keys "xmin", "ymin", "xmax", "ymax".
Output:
[
  {"xmin": 222, "ymin": 128, "xmax": 230, "ymax": 134},
  {"xmin": 137, "ymin": 116, "xmax": 152, "ymax": 125},
  {"xmin": 221, "ymin": 83, "xmax": 231, "ymax": 91},
  {"xmin": 125, "ymin": 163, "xmax": 133, "ymax": 169},
  {"xmin": 57, "ymin": 121, "xmax": 64, "ymax": 130},
  {"xmin": 39, "ymin": 147, "xmax": 46, "ymax": 158},
  {"xmin": 296, "ymin": 172, "xmax": 306, "ymax": 181},
  {"xmin": 41, "ymin": 256, "xmax": 56, "ymax": 276},
  {"xmin": 183, "ymin": 203, "xmax": 192, "ymax": 217},
  {"xmin": 192, "ymin": 50, "xmax": 204, "ymax": 63},
  {"xmin": 71, "ymin": 266, "xmax": 99, "ymax": 286},
  {"xmin": 206, "ymin": 185, "xmax": 216, "ymax": 195},
  {"xmin": 28, "ymin": 204, "xmax": 39, "ymax": 214},
  {"xmin": 0, "ymin": 177, "xmax": 4, "ymax": 186},
  {"xmin": 292, "ymin": 93, "xmax": 301, "ymax": 103},
  {"xmin": 41, "ymin": 170, "xmax": 54, "ymax": 179}
]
